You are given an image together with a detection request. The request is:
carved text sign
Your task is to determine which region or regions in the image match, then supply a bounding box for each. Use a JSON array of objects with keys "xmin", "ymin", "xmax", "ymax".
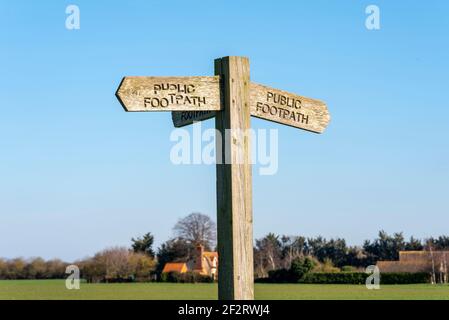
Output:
[
  {"xmin": 250, "ymin": 83, "xmax": 330, "ymax": 133},
  {"xmin": 116, "ymin": 76, "xmax": 221, "ymax": 111},
  {"xmin": 172, "ymin": 83, "xmax": 330, "ymax": 133}
]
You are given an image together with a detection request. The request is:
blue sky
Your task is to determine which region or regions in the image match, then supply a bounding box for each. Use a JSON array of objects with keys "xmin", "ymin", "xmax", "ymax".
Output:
[{"xmin": 0, "ymin": 1, "xmax": 448, "ymax": 261}]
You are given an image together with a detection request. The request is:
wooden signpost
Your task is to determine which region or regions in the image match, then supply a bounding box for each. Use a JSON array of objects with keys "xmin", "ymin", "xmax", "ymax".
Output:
[{"xmin": 116, "ymin": 56, "xmax": 330, "ymax": 300}]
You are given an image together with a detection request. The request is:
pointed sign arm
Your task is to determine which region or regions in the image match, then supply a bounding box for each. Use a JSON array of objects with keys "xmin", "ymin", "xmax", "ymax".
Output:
[
  {"xmin": 116, "ymin": 76, "xmax": 222, "ymax": 112},
  {"xmin": 171, "ymin": 82, "xmax": 330, "ymax": 133}
]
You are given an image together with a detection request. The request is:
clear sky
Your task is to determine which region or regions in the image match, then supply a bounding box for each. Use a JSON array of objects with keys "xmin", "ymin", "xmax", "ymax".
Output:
[{"xmin": 1, "ymin": 1, "xmax": 448, "ymax": 261}]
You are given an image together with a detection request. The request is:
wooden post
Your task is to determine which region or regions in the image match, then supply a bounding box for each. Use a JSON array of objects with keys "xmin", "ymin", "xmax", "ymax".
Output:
[
  {"xmin": 116, "ymin": 55, "xmax": 330, "ymax": 300},
  {"xmin": 215, "ymin": 56, "xmax": 254, "ymax": 300}
]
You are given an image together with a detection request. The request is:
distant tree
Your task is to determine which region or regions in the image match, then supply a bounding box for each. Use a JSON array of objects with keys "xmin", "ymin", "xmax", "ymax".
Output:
[
  {"xmin": 131, "ymin": 232, "xmax": 155, "ymax": 258},
  {"xmin": 280, "ymin": 236, "xmax": 306, "ymax": 269},
  {"xmin": 426, "ymin": 236, "xmax": 449, "ymax": 250},
  {"xmin": 80, "ymin": 247, "xmax": 155, "ymax": 283},
  {"xmin": 96, "ymin": 247, "xmax": 131, "ymax": 282},
  {"xmin": 0, "ymin": 259, "xmax": 6, "ymax": 279},
  {"xmin": 25, "ymin": 257, "xmax": 46, "ymax": 279},
  {"xmin": 306, "ymin": 236, "xmax": 327, "ymax": 261},
  {"xmin": 313, "ymin": 258, "xmax": 340, "ymax": 273},
  {"xmin": 343, "ymin": 246, "xmax": 367, "ymax": 267},
  {"xmin": 306, "ymin": 236, "xmax": 349, "ymax": 267},
  {"xmin": 363, "ymin": 230, "xmax": 405, "ymax": 264},
  {"xmin": 290, "ymin": 256, "xmax": 316, "ymax": 281},
  {"xmin": 323, "ymin": 238, "xmax": 348, "ymax": 267},
  {"xmin": 426, "ymin": 240, "xmax": 437, "ymax": 284},
  {"xmin": 0, "ymin": 257, "xmax": 69, "ymax": 280},
  {"xmin": 8, "ymin": 258, "xmax": 26, "ymax": 279},
  {"xmin": 405, "ymin": 236, "xmax": 423, "ymax": 251},
  {"xmin": 173, "ymin": 213, "xmax": 216, "ymax": 250},
  {"xmin": 128, "ymin": 252, "xmax": 157, "ymax": 281},
  {"xmin": 44, "ymin": 259, "xmax": 67, "ymax": 279},
  {"xmin": 255, "ymin": 233, "xmax": 282, "ymax": 275}
]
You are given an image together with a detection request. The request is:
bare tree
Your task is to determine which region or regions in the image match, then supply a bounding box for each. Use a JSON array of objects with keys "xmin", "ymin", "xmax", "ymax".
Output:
[
  {"xmin": 428, "ymin": 241, "xmax": 436, "ymax": 284},
  {"xmin": 80, "ymin": 247, "xmax": 155, "ymax": 283},
  {"xmin": 173, "ymin": 212, "xmax": 216, "ymax": 250},
  {"xmin": 444, "ymin": 253, "xmax": 448, "ymax": 284},
  {"xmin": 255, "ymin": 233, "xmax": 282, "ymax": 273},
  {"xmin": 281, "ymin": 236, "xmax": 306, "ymax": 269}
]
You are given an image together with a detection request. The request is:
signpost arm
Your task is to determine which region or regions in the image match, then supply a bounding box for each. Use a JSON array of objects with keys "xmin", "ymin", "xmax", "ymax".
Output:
[{"xmin": 215, "ymin": 56, "xmax": 254, "ymax": 300}]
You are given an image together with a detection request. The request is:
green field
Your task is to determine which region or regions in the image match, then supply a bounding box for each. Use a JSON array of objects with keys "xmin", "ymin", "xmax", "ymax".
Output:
[{"xmin": 0, "ymin": 280, "xmax": 449, "ymax": 300}]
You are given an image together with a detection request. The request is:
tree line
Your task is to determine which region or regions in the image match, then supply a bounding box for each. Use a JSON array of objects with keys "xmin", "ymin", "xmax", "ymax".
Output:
[
  {"xmin": 253, "ymin": 232, "xmax": 449, "ymax": 278},
  {"xmin": 1, "ymin": 212, "xmax": 448, "ymax": 281}
]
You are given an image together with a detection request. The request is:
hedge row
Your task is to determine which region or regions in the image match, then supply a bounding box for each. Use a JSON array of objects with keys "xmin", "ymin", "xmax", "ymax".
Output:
[
  {"xmin": 159, "ymin": 271, "xmax": 214, "ymax": 283},
  {"xmin": 378, "ymin": 272, "xmax": 430, "ymax": 284},
  {"xmin": 256, "ymin": 271, "xmax": 430, "ymax": 284},
  {"xmin": 302, "ymin": 272, "xmax": 365, "ymax": 284},
  {"xmin": 302, "ymin": 272, "xmax": 430, "ymax": 284}
]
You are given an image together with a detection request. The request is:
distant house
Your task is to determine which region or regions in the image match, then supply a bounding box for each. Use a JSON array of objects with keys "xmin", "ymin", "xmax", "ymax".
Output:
[
  {"xmin": 162, "ymin": 244, "xmax": 218, "ymax": 280},
  {"xmin": 377, "ymin": 250, "xmax": 449, "ymax": 283}
]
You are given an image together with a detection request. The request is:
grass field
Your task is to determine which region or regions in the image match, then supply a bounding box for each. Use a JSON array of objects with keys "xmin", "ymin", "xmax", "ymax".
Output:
[{"xmin": 0, "ymin": 280, "xmax": 449, "ymax": 300}]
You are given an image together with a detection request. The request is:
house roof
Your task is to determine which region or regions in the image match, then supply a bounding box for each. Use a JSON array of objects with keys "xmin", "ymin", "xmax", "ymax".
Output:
[
  {"xmin": 162, "ymin": 262, "xmax": 187, "ymax": 273},
  {"xmin": 203, "ymin": 252, "xmax": 218, "ymax": 260}
]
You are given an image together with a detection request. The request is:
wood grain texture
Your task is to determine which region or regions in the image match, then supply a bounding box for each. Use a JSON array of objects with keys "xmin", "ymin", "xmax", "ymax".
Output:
[
  {"xmin": 171, "ymin": 110, "xmax": 217, "ymax": 127},
  {"xmin": 215, "ymin": 56, "xmax": 254, "ymax": 300},
  {"xmin": 250, "ymin": 82, "xmax": 330, "ymax": 133},
  {"xmin": 116, "ymin": 76, "xmax": 221, "ymax": 111}
]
